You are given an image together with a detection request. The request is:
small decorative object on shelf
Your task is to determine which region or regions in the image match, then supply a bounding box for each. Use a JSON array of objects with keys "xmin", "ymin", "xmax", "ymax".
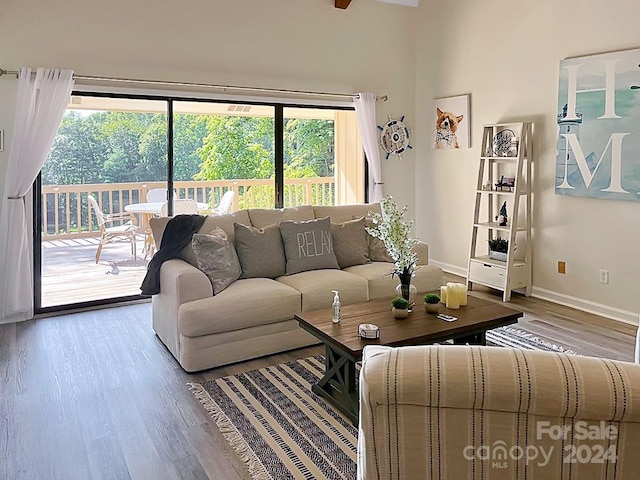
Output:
[
  {"xmin": 488, "ymin": 237, "xmax": 509, "ymax": 262},
  {"xmin": 492, "ymin": 129, "xmax": 516, "ymax": 156},
  {"xmin": 509, "ymin": 137, "xmax": 519, "ymax": 156},
  {"xmin": 495, "ymin": 175, "xmax": 515, "ymax": 191},
  {"xmin": 482, "ymin": 181, "xmax": 492, "ymax": 191},
  {"xmin": 423, "ymin": 293, "xmax": 441, "ymax": 314},
  {"xmin": 391, "ymin": 297, "xmax": 410, "ymax": 319},
  {"xmin": 495, "ymin": 201, "xmax": 508, "ymax": 226}
]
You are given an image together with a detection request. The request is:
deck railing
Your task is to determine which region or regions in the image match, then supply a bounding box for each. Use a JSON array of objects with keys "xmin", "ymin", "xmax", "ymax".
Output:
[{"xmin": 42, "ymin": 178, "xmax": 335, "ymax": 239}]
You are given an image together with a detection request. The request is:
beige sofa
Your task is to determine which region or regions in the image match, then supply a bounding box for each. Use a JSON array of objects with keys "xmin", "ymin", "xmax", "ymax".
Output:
[
  {"xmin": 358, "ymin": 345, "xmax": 640, "ymax": 479},
  {"xmin": 149, "ymin": 203, "xmax": 443, "ymax": 372}
]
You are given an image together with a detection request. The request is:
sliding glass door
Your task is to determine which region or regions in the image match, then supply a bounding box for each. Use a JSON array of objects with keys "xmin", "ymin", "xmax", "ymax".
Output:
[
  {"xmin": 36, "ymin": 94, "xmax": 362, "ymax": 312},
  {"xmin": 38, "ymin": 96, "xmax": 167, "ymax": 309}
]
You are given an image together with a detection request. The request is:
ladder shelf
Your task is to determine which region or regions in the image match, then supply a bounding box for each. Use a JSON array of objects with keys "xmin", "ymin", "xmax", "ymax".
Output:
[{"xmin": 467, "ymin": 122, "xmax": 533, "ymax": 302}]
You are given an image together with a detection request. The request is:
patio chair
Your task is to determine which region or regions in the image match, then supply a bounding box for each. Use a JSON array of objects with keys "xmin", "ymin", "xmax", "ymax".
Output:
[
  {"xmin": 87, "ymin": 194, "xmax": 138, "ymax": 263},
  {"xmin": 160, "ymin": 198, "xmax": 199, "ymax": 216},
  {"xmin": 146, "ymin": 187, "xmax": 177, "ymax": 203},
  {"xmin": 212, "ymin": 190, "xmax": 235, "ymax": 215}
]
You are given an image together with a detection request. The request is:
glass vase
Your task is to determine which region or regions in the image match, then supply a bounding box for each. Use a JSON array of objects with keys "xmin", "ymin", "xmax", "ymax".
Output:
[{"xmin": 395, "ymin": 282, "xmax": 417, "ymax": 312}]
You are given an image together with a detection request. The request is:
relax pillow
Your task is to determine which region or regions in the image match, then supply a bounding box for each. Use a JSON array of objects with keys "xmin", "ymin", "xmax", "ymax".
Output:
[
  {"xmin": 234, "ymin": 222, "xmax": 286, "ymax": 278},
  {"xmin": 330, "ymin": 217, "xmax": 370, "ymax": 268},
  {"xmin": 280, "ymin": 217, "xmax": 339, "ymax": 275},
  {"xmin": 191, "ymin": 228, "xmax": 241, "ymax": 295}
]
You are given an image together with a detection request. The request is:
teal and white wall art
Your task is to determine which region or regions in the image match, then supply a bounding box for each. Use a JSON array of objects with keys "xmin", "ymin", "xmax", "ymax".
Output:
[{"xmin": 556, "ymin": 48, "xmax": 640, "ymax": 201}]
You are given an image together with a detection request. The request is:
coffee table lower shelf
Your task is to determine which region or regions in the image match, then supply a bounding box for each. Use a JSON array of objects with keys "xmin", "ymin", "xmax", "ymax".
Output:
[{"xmin": 311, "ymin": 330, "xmax": 489, "ymax": 425}]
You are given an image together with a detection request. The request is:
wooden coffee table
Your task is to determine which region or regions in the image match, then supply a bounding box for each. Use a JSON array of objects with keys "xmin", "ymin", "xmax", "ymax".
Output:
[{"xmin": 295, "ymin": 293, "xmax": 522, "ymax": 424}]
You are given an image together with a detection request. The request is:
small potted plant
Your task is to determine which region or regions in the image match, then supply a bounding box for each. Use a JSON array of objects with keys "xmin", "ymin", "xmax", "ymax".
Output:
[
  {"xmin": 488, "ymin": 237, "xmax": 509, "ymax": 262},
  {"xmin": 391, "ymin": 297, "xmax": 410, "ymax": 319},
  {"xmin": 423, "ymin": 293, "xmax": 440, "ymax": 314}
]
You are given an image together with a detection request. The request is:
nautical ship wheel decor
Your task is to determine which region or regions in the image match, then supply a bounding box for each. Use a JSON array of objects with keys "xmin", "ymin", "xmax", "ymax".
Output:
[{"xmin": 378, "ymin": 115, "xmax": 413, "ymax": 159}]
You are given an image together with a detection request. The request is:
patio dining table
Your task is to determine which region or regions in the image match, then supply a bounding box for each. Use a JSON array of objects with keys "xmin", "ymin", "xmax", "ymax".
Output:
[{"xmin": 125, "ymin": 201, "xmax": 209, "ymax": 258}]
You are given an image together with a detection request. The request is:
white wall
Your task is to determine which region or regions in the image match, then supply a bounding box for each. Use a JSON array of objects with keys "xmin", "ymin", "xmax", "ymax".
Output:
[
  {"xmin": 0, "ymin": 0, "xmax": 418, "ymax": 311},
  {"xmin": 3, "ymin": 0, "xmax": 637, "ymax": 323},
  {"xmin": 414, "ymin": 0, "xmax": 640, "ymax": 322}
]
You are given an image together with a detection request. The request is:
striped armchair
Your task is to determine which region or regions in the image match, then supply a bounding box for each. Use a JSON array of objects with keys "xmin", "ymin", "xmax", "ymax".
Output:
[{"xmin": 358, "ymin": 345, "xmax": 640, "ymax": 480}]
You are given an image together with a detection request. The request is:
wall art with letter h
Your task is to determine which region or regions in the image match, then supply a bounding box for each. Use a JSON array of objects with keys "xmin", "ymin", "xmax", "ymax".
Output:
[{"xmin": 556, "ymin": 48, "xmax": 640, "ymax": 201}]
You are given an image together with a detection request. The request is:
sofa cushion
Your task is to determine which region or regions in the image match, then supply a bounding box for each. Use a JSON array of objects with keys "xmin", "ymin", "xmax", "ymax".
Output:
[
  {"xmin": 149, "ymin": 209, "xmax": 251, "ymax": 267},
  {"xmin": 344, "ymin": 263, "xmax": 444, "ymax": 300},
  {"xmin": 361, "ymin": 216, "xmax": 394, "ymax": 263},
  {"xmin": 178, "ymin": 278, "xmax": 301, "ymax": 337},
  {"xmin": 191, "ymin": 228, "xmax": 241, "ymax": 295},
  {"xmin": 280, "ymin": 217, "xmax": 339, "ymax": 275},
  {"xmin": 277, "ymin": 269, "xmax": 368, "ymax": 311},
  {"xmin": 234, "ymin": 222, "xmax": 286, "ymax": 278},
  {"xmin": 330, "ymin": 217, "xmax": 370, "ymax": 268},
  {"xmin": 248, "ymin": 205, "xmax": 315, "ymax": 229},
  {"xmin": 313, "ymin": 202, "xmax": 381, "ymax": 223}
]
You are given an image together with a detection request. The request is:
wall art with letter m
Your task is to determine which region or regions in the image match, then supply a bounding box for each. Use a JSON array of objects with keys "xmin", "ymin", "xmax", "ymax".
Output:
[{"xmin": 556, "ymin": 48, "xmax": 640, "ymax": 202}]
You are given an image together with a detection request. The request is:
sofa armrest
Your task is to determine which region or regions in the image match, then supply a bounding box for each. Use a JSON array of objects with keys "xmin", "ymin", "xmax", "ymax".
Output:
[
  {"xmin": 159, "ymin": 258, "xmax": 213, "ymax": 305},
  {"xmin": 152, "ymin": 259, "xmax": 212, "ymax": 360},
  {"xmin": 358, "ymin": 345, "xmax": 640, "ymax": 480},
  {"xmin": 361, "ymin": 345, "xmax": 640, "ymax": 419},
  {"xmin": 413, "ymin": 241, "xmax": 429, "ymax": 265}
]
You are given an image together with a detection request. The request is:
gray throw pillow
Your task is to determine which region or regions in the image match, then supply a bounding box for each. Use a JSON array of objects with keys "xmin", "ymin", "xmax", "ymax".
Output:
[
  {"xmin": 330, "ymin": 217, "xmax": 370, "ymax": 268},
  {"xmin": 234, "ymin": 222, "xmax": 286, "ymax": 278},
  {"xmin": 191, "ymin": 228, "xmax": 241, "ymax": 295},
  {"xmin": 280, "ymin": 217, "xmax": 339, "ymax": 275},
  {"xmin": 361, "ymin": 216, "xmax": 394, "ymax": 263}
]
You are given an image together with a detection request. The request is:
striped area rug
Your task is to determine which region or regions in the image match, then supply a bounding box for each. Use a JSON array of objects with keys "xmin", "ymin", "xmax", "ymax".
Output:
[{"xmin": 188, "ymin": 326, "xmax": 577, "ymax": 480}]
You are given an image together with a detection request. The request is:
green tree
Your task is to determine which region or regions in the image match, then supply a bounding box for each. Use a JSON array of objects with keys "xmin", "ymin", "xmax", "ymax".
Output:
[
  {"xmin": 284, "ymin": 118, "xmax": 334, "ymax": 178},
  {"xmin": 195, "ymin": 116, "xmax": 274, "ymax": 180},
  {"xmin": 43, "ymin": 111, "xmax": 107, "ymax": 185},
  {"xmin": 174, "ymin": 114, "xmax": 208, "ymax": 181}
]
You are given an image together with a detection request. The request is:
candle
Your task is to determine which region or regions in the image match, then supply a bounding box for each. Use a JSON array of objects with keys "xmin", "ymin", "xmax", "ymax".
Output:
[
  {"xmin": 445, "ymin": 283, "xmax": 460, "ymax": 309},
  {"xmin": 440, "ymin": 286, "xmax": 448, "ymax": 304},
  {"xmin": 457, "ymin": 283, "xmax": 468, "ymax": 306}
]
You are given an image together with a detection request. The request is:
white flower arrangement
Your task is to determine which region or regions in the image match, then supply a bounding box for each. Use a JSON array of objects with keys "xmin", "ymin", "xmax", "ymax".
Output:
[{"xmin": 366, "ymin": 196, "xmax": 419, "ymax": 284}]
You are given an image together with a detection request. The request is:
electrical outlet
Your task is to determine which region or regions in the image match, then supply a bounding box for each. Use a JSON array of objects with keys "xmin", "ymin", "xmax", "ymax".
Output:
[
  {"xmin": 599, "ymin": 269, "xmax": 609, "ymax": 284},
  {"xmin": 557, "ymin": 261, "xmax": 566, "ymax": 274}
]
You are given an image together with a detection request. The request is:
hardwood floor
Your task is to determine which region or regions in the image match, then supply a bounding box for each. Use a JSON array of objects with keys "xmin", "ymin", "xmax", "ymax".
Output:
[{"xmin": 0, "ymin": 288, "xmax": 637, "ymax": 479}]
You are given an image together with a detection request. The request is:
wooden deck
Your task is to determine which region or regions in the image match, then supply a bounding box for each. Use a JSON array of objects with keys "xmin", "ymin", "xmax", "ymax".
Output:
[{"xmin": 41, "ymin": 235, "xmax": 149, "ymax": 307}]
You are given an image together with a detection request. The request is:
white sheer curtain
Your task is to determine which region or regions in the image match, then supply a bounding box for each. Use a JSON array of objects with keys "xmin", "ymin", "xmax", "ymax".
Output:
[
  {"xmin": 0, "ymin": 67, "xmax": 74, "ymax": 323},
  {"xmin": 635, "ymin": 319, "xmax": 639, "ymax": 364},
  {"xmin": 354, "ymin": 93, "xmax": 384, "ymax": 203}
]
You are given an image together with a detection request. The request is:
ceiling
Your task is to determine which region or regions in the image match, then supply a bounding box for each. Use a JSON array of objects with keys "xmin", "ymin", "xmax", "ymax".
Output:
[{"xmin": 335, "ymin": 0, "xmax": 418, "ymax": 9}]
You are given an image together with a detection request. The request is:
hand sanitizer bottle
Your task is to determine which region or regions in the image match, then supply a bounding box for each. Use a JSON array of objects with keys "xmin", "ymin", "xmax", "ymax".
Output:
[{"xmin": 331, "ymin": 290, "xmax": 341, "ymax": 324}]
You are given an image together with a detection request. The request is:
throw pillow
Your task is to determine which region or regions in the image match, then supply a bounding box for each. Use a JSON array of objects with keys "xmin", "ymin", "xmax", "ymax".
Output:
[
  {"xmin": 361, "ymin": 216, "xmax": 394, "ymax": 263},
  {"xmin": 330, "ymin": 217, "xmax": 370, "ymax": 268},
  {"xmin": 234, "ymin": 222, "xmax": 286, "ymax": 278},
  {"xmin": 191, "ymin": 228, "xmax": 241, "ymax": 295},
  {"xmin": 280, "ymin": 217, "xmax": 339, "ymax": 275}
]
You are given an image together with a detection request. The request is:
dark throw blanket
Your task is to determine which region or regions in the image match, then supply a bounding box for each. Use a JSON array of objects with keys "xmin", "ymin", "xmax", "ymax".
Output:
[{"xmin": 140, "ymin": 214, "xmax": 207, "ymax": 296}]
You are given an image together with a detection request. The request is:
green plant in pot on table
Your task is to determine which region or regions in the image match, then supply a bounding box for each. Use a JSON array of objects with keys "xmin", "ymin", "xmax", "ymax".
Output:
[
  {"xmin": 366, "ymin": 196, "xmax": 419, "ymax": 309},
  {"xmin": 423, "ymin": 293, "xmax": 441, "ymax": 314},
  {"xmin": 391, "ymin": 296, "xmax": 410, "ymax": 319}
]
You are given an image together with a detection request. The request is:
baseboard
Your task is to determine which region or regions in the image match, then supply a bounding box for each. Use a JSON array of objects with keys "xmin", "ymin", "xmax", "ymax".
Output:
[
  {"xmin": 531, "ymin": 287, "xmax": 638, "ymax": 326},
  {"xmin": 430, "ymin": 260, "xmax": 467, "ymax": 279},
  {"xmin": 430, "ymin": 260, "xmax": 638, "ymax": 326}
]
